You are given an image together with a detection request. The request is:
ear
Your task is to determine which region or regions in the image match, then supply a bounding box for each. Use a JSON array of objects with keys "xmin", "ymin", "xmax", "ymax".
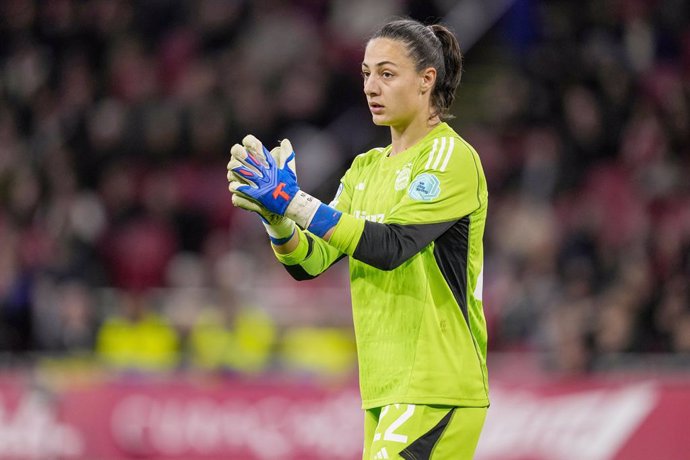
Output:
[{"xmin": 419, "ymin": 67, "xmax": 437, "ymax": 94}]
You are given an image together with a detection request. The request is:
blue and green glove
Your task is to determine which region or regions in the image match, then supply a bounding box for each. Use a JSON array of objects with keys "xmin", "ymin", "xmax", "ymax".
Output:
[
  {"xmin": 227, "ymin": 136, "xmax": 295, "ymax": 245},
  {"xmin": 227, "ymin": 135, "xmax": 342, "ymax": 240}
]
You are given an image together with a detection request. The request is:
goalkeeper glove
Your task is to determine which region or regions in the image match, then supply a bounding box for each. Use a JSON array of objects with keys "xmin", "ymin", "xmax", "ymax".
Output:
[
  {"xmin": 227, "ymin": 136, "xmax": 296, "ymax": 245},
  {"xmin": 227, "ymin": 135, "xmax": 342, "ymax": 238}
]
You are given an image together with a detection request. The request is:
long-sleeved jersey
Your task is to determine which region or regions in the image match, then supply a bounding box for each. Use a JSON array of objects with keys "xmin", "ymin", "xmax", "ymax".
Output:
[{"xmin": 275, "ymin": 122, "xmax": 489, "ymax": 409}]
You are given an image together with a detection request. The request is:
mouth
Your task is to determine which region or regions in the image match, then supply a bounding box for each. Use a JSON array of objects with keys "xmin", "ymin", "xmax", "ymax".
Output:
[{"xmin": 369, "ymin": 102, "xmax": 384, "ymax": 114}]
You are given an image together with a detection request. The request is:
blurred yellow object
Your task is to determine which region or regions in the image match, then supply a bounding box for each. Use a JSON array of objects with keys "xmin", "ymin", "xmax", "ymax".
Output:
[
  {"xmin": 188, "ymin": 307, "xmax": 276, "ymax": 373},
  {"xmin": 280, "ymin": 327, "xmax": 356, "ymax": 377},
  {"xmin": 95, "ymin": 312, "xmax": 179, "ymax": 371},
  {"xmin": 37, "ymin": 354, "xmax": 105, "ymax": 389}
]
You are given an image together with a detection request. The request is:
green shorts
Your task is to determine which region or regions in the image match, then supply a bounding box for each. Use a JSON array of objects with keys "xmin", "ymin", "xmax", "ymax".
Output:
[{"xmin": 363, "ymin": 404, "xmax": 487, "ymax": 460}]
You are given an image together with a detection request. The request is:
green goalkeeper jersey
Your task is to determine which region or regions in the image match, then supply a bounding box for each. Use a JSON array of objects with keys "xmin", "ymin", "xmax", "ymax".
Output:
[{"xmin": 275, "ymin": 122, "xmax": 489, "ymax": 409}]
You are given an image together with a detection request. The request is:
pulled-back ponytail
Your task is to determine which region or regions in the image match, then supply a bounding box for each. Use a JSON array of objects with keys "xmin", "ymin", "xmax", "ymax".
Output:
[
  {"xmin": 370, "ymin": 19, "xmax": 463, "ymax": 120},
  {"xmin": 428, "ymin": 24, "xmax": 463, "ymax": 119}
]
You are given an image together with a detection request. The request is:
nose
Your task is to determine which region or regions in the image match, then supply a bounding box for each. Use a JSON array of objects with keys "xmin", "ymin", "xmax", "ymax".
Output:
[{"xmin": 364, "ymin": 75, "xmax": 379, "ymax": 97}]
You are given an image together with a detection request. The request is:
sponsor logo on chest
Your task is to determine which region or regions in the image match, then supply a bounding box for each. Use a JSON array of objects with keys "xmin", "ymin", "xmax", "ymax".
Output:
[{"xmin": 353, "ymin": 210, "xmax": 385, "ymax": 222}]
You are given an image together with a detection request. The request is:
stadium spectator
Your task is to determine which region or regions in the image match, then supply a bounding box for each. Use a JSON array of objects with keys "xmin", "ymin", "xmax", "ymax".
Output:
[{"xmin": 0, "ymin": 0, "xmax": 688, "ymax": 378}]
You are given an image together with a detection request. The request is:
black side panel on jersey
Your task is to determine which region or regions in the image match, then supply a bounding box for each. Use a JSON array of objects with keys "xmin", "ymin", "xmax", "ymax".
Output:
[
  {"xmin": 400, "ymin": 408, "xmax": 455, "ymax": 460},
  {"xmin": 432, "ymin": 216, "xmax": 470, "ymax": 324},
  {"xmin": 282, "ymin": 233, "xmax": 346, "ymax": 281},
  {"xmin": 282, "ymin": 263, "xmax": 318, "ymax": 280},
  {"xmin": 353, "ymin": 220, "xmax": 457, "ymax": 271}
]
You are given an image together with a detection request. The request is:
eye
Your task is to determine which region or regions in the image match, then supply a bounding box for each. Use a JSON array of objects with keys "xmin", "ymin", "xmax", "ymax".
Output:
[
  {"xmin": 382, "ymin": 71, "xmax": 394, "ymax": 79},
  {"xmin": 361, "ymin": 70, "xmax": 370, "ymax": 80}
]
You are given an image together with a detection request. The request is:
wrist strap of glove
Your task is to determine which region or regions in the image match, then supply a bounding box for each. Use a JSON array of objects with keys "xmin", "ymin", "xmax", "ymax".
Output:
[
  {"xmin": 261, "ymin": 217, "xmax": 296, "ymax": 245},
  {"xmin": 285, "ymin": 191, "xmax": 342, "ymax": 238}
]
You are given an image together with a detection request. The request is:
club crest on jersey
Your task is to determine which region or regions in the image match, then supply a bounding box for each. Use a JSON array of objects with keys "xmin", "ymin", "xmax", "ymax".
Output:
[
  {"xmin": 408, "ymin": 173, "xmax": 441, "ymax": 201},
  {"xmin": 394, "ymin": 163, "xmax": 413, "ymax": 191}
]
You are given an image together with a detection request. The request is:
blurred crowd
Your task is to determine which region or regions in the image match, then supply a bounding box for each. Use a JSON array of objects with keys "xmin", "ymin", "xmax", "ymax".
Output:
[
  {"xmin": 479, "ymin": 0, "xmax": 690, "ymax": 372},
  {"xmin": 0, "ymin": 0, "xmax": 689, "ymax": 378}
]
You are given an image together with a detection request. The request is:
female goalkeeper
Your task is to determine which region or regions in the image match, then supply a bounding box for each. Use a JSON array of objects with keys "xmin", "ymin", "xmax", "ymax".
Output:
[{"xmin": 227, "ymin": 18, "xmax": 489, "ymax": 460}]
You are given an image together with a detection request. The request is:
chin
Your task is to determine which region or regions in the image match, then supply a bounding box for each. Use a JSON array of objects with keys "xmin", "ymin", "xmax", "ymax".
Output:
[{"xmin": 371, "ymin": 115, "xmax": 391, "ymax": 126}]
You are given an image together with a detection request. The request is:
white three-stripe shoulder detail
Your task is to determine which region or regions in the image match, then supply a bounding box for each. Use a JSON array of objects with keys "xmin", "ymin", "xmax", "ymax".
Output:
[
  {"xmin": 425, "ymin": 137, "xmax": 457, "ymax": 171},
  {"xmin": 432, "ymin": 137, "xmax": 447, "ymax": 170},
  {"xmin": 440, "ymin": 137, "xmax": 455, "ymax": 172},
  {"xmin": 424, "ymin": 138, "xmax": 439, "ymax": 169}
]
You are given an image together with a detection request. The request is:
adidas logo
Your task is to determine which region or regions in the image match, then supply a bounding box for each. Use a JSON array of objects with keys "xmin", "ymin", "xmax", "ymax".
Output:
[{"xmin": 374, "ymin": 447, "xmax": 390, "ymax": 459}]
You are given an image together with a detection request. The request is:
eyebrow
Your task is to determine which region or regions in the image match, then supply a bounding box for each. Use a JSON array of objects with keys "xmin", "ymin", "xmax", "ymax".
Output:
[{"xmin": 361, "ymin": 61, "xmax": 399, "ymax": 68}]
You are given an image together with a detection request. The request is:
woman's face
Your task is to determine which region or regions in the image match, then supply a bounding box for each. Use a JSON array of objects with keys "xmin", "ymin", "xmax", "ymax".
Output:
[{"xmin": 362, "ymin": 38, "xmax": 432, "ymax": 129}]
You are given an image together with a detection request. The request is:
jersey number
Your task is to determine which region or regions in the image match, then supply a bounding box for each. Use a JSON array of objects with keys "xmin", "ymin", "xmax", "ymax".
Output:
[{"xmin": 374, "ymin": 404, "xmax": 415, "ymax": 443}]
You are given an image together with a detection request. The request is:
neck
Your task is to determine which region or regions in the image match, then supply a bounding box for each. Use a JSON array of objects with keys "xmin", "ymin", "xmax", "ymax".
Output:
[{"xmin": 389, "ymin": 112, "xmax": 441, "ymax": 156}]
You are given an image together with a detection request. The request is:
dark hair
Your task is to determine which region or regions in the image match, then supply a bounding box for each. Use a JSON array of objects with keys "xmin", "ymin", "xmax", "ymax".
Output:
[{"xmin": 370, "ymin": 19, "xmax": 463, "ymax": 120}]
